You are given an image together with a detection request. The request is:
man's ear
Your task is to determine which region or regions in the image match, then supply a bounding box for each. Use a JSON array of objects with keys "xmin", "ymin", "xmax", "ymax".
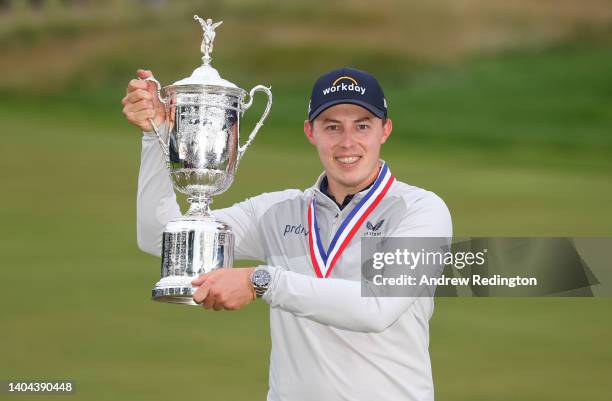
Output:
[
  {"xmin": 304, "ymin": 120, "xmax": 317, "ymax": 145},
  {"xmin": 380, "ymin": 118, "xmax": 393, "ymax": 144}
]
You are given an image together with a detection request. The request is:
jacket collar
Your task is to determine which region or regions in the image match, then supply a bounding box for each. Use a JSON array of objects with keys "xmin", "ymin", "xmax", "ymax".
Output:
[{"xmin": 309, "ymin": 159, "xmax": 387, "ymax": 211}]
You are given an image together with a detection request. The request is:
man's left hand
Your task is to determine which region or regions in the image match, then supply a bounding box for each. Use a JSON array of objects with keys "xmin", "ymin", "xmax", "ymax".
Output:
[{"xmin": 191, "ymin": 267, "xmax": 256, "ymax": 311}]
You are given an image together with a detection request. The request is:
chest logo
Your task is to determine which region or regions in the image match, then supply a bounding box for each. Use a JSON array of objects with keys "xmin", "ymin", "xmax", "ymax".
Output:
[
  {"xmin": 365, "ymin": 219, "xmax": 385, "ymax": 237},
  {"xmin": 283, "ymin": 224, "xmax": 309, "ymax": 237}
]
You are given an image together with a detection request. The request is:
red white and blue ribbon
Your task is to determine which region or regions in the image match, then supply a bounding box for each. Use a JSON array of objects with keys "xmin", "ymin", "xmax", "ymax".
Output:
[{"xmin": 308, "ymin": 163, "xmax": 395, "ymax": 278}]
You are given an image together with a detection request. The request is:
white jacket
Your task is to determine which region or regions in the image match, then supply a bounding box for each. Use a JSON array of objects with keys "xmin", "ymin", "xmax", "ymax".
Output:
[{"xmin": 137, "ymin": 134, "xmax": 453, "ymax": 401}]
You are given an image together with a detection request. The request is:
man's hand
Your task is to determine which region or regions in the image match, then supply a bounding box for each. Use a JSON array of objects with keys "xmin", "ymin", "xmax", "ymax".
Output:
[
  {"xmin": 191, "ymin": 267, "xmax": 257, "ymax": 311},
  {"xmin": 121, "ymin": 69, "xmax": 166, "ymax": 132}
]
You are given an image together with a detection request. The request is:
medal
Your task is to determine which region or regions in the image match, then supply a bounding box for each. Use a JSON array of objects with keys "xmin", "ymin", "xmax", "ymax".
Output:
[{"xmin": 308, "ymin": 163, "xmax": 395, "ymax": 278}]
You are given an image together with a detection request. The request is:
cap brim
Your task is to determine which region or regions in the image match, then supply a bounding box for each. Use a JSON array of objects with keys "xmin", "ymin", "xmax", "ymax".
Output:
[{"xmin": 309, "ymin": 99, "xmax": 386, "ymax": 121}]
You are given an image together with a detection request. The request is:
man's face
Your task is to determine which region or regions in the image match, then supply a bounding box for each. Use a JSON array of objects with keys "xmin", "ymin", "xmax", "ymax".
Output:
[{"xmin": 304, "ymin": 103, "xmax": 392, "ymax": 193}]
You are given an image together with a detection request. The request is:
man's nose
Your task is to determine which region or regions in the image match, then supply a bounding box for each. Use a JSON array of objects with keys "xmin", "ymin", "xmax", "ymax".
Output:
[{"xmin": 337, "ymin": 129, "xmax": 357, "ymax": 147}]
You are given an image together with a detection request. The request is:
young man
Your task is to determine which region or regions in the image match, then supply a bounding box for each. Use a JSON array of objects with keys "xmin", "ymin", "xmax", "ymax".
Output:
[{"xmin": 124, "ymin": 67, "xmax": 452, "ymax": 401}]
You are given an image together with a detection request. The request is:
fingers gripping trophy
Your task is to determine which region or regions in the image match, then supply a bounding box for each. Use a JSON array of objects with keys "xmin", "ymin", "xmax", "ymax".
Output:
[{"xmin": 143, "ymin": 16, "xmax": 272, "ymax": 305}]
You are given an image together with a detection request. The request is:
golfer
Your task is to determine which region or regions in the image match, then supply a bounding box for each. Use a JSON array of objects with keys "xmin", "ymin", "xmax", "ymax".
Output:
[{"xmin": 123, "ymin": 66, "xmax": 452, "ymax": 401}]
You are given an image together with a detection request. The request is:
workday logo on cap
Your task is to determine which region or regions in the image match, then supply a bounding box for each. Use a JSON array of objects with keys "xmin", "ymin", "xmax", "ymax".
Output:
[
  {"xmin": 308, "ymin": 67, "xmax": 387, "ymax": 121},
  {"xmin": 322, "ymin": 76, "xmax": 367, "ymax": 96}
]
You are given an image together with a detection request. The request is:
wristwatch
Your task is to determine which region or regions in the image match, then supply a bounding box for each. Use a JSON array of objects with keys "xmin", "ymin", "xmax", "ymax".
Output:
[{"xmin": 250, "ymin": 267, "xmax": 271, "ymax": 298}]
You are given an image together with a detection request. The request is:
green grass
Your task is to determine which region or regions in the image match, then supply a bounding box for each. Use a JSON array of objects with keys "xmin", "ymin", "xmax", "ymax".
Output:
[{"xmin": 1, "ymin": 36, "xmax": 611, "ymax": 401}]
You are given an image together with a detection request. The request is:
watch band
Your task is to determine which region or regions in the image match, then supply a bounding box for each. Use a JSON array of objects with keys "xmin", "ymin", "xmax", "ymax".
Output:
[{"xmin": 254, "ymin": 286, "xmax": 267, "ymax": 298}]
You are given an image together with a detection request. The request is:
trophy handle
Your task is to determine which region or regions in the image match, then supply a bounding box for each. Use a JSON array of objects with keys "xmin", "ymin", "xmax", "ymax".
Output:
[
  {"xmin": 238, "ymin": 85, "xmax": 272, "ymax": 160},
  {"xmin": 139, "ymin": 76, "xmax": 171, "ymax": 169}
]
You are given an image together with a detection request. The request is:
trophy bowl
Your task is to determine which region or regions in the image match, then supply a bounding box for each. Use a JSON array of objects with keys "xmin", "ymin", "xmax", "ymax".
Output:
[
  {"xmin": 143, "ymin": 16, "xmax": 272, "ymax": 305},
  {"xmin": 163, "ymin": 84, "xmax": 245, "ymax": 196}
]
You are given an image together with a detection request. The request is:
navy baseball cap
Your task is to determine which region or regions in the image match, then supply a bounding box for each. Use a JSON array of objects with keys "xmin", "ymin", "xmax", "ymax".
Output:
[{"xmin": 308, "ymin": 67, "xmax": 387, "ymax": 121}]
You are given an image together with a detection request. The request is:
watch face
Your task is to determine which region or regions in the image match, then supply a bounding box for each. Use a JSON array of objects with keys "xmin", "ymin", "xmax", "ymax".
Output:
[{"xmin": 253, "ymin": 269, "xmax": 271, "ymax": 287}]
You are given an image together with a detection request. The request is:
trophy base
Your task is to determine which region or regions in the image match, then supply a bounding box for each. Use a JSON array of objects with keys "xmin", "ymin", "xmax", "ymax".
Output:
[
  {"xmin": 152, "ymin": 286, "xmax": 199, "ymax": 306},
  {"xmin": 151, "ymin": 208, "xmax": 235, "ymax": 306}
]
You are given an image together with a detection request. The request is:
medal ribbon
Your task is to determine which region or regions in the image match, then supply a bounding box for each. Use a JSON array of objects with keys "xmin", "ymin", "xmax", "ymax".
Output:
[{"xmin": 308, "ymin": 163, "xmax": 395, "ymax": 278}]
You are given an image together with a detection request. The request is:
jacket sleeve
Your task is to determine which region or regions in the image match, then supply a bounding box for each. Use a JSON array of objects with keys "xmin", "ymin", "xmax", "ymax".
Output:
[
  {"xmin": 262, "ymin": 191, "xmax": 453, "ymax": 333},
  {"xmin": 136, "ymin": 134, "xmax": 266, "ymax": 261},
  {"xmin": 136, "ymin": 134, "xmax": 181, "ymax": 256}
]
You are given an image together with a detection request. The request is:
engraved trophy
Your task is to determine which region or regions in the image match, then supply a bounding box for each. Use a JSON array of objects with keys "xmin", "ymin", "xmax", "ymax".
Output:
[{"xmin": 144, "ymin": 16, "xmax": 272, "ymax": 305}]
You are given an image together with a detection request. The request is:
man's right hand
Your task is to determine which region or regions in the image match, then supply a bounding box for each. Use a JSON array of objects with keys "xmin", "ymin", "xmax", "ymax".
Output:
[{"xmin": 122, "ymin": 69, "xmax": 166, "ymax": 132}]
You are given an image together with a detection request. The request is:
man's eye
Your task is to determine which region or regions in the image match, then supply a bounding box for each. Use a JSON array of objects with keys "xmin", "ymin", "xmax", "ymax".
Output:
[
  {"xmin": 325, "ymin": 125, "xmax": 339, "ymax": 131},
  {"xmin": 357, "ymin": 124, "xmax": 370, "ymax": 130}
]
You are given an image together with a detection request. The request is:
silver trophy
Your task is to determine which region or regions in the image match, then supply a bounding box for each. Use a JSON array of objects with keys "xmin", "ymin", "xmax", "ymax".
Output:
[{"xmin": 144, "ymin": 16, "xmax": 272, "ymax": 305}]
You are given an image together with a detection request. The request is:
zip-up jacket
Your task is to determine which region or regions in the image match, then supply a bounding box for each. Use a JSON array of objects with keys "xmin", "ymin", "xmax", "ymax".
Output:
[{"xmin": 137, "ymin": 134, "xmax": 453, "ymax": 401}]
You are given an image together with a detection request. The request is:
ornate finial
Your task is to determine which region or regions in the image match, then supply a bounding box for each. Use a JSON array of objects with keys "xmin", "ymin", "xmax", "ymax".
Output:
[{"xmin": 194, "ymin": 15, "xmax": 223, "ymax": 67}]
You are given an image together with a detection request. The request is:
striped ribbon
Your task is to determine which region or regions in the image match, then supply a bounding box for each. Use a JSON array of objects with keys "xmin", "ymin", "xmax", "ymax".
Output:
[{"xmin": 308, "ymin": 163, "xmax": 395, "ymax": 278}]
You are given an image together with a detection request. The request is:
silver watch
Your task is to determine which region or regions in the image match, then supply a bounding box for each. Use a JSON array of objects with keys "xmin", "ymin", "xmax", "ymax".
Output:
[{"xmin": 250, "ymin": 267, "xmax": 271, "ymax": 298}]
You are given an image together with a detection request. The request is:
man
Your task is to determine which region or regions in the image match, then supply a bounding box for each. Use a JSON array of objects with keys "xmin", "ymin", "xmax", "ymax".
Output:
[{"xmin": 123, "ymin": 66, "xmax": 452, "ymax": 401}]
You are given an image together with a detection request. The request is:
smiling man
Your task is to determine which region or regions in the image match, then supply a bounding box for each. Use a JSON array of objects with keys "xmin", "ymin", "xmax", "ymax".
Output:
[{"xmin": 128, "ymin": 67, "xmax": 452, "ymax": 401}]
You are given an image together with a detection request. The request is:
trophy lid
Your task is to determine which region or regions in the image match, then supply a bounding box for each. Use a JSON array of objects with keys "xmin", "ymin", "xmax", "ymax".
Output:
[
  {"xmin": 171, "ymin": 16, "xmax": 238, "ymax": 89},
  {"xmin": 172, "ymin": 65, "xmax": 238, "ymax": 88}
]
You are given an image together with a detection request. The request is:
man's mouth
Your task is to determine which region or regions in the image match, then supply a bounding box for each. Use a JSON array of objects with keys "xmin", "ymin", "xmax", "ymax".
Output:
[{"xmin": 335, "ymin": 156, "xmax": 361, "ymax": 165}]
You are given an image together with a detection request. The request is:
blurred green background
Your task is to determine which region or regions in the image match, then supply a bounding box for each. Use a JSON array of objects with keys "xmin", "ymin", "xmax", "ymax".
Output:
[{"xmin": 1, "ymin": 0, "xmax": 611, "ymax": 400}]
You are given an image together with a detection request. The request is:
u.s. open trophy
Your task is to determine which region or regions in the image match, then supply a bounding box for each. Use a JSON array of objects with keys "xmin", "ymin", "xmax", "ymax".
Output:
[{"xmin": 144, "ymin": 16, "xmax": 272, "ymax": 305}]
